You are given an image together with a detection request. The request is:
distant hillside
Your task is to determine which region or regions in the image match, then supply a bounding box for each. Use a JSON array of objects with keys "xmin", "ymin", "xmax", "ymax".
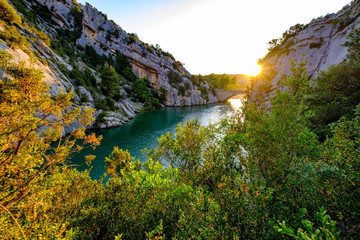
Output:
[{"xmin": 230, "ymin": 74, "xmax": 250, "ymax": 91}]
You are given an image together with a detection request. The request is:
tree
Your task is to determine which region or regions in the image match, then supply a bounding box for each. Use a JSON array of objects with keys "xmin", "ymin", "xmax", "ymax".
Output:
[
  {"xmin": 0, "ymin": 49, "xmax": 101, "ymax": 218},
  {"xmin": 133, "ymin": 77, "xmax": 151, "ymax": 102},
  {"xmin": 105, "ymin": 147, "xmax": 138, "ymax": 178},
  {"xmin": 101, "ymin": 62, "xmax": 120, "ymax": 95}
]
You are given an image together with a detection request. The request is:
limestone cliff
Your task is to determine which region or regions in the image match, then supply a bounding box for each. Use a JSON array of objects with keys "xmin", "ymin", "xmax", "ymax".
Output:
[
  {"xmin": 259, "ymin": 0, "xmax": 360, "ymax": 86},
  {"xmin": 33, "ymin": 0, "xmax": 217, "ymax": 106},
  {"xmin": 1, "ymin": 0, "xmax": 217, "ymax": 132}
]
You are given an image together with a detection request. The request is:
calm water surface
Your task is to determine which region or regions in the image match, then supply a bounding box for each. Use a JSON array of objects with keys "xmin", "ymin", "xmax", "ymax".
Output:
[{"xmin": 70, "ymin": 101, "xmax": 242, "ymax": 180}]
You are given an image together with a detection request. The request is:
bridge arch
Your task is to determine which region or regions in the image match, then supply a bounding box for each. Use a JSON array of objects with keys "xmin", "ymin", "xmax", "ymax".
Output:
[{"xmin": 215, "ymin": 89, "xmax": 246, "ymax": 102}]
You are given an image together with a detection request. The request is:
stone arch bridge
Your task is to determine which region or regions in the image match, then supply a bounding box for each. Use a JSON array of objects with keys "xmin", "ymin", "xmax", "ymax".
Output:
[{"xmin": 215, "ymin": 89, "xmax": 246, "ymax": 102}]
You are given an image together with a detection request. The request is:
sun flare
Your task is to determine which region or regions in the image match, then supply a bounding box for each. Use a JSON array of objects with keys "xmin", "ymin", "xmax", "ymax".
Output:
[{"xmin": 247, "ymin": 64, "xmax": 262, "ymax": 77}]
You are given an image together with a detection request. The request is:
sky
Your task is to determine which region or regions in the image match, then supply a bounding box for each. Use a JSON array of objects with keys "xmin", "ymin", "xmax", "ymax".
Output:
[{"xmin": 76, "ymin": 0, "xmax": 352, "ymax": 75}]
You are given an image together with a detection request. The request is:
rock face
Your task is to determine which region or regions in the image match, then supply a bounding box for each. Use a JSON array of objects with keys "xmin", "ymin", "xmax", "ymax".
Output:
[
  {"xmin": 3, "ymin": 0, "xmax": 218, "ymax": 132},
  {"xmin": 35, "ymin": 0, "xmax": 217, "ymax": 107},
  {"xmin": 259, "ymin": 1, "xmax": 360, "ymax": 85},
  {"xmin": 76, "ymin": 3, "xmax": 217, "ymax": 106}
]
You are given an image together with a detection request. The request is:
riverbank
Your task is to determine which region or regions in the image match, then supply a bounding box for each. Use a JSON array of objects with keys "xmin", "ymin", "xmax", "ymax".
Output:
[{"xmin": 70, "ymin": 103, "xmax": 235, "ymax": 180}]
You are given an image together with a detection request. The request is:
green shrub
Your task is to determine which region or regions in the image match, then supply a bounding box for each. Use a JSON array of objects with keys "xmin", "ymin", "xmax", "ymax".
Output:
[
  {"xmin": 70, "ymin": 6, "xmax": 82, "ymax": 30},
  {"xmin": 121, "ymin": 66, "xmax": 137, "ymax": 82},
  {"xmin": 275, "ymin": 207, "xmax": 342, "ymax": 240},
  {"xmin": 133, "ymin": 77, "xmax": 151, "ymax": 102},
  {"xmin": 101, "ymin": 62, "xmax": 120, "ymax": 95},
  {"xmin": 178, "ymin": 85, "xmax": 186, "ymax": 96},
  {"xmin": 309, "ymin": 38, "xmax": 323, "ymax": 49},
  {"xmin": 159, "ymin": 86, "xmax": 167, "ymax": 103},
  {"xmin": 57, "ymin": 64, "xmax": 70, "ymax": 77},
  {"xmin": 96, "ymin": 111, "xmax": 108, "ymax": 125},
  {"xmin": 113, "ymin": 29, "xmax": 120, "ymax": 39},
  {"xmin": 112, "ymin": 92, "xmax": 124, "ymax": 101},
  {"xmin": 69, "ymin": 67, "xmax": 85, "ymax": 86},
  {"xmin": 168, "ymin": 70, "xmax": 183, "ymax": 87},
  {"xmin": 95, "ymin": 97, "xmax": 117, "ymax": 111},
  {"xmin": 81, "ymin": 94, "xmax": 89, "ymax": 102}
]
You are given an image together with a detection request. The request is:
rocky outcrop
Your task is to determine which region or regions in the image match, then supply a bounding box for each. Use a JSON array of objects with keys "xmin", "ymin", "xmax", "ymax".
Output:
[
  {"xmin": 76, "ymin": 3, "xmax": 217, "ymax": 106},
  {"xmin": 3, "ymin": 0, "xmax": 218, "ymax": 133},
  {"xmin": 259, "ymin": 0, "xmax": 360, "ymax": 85}
]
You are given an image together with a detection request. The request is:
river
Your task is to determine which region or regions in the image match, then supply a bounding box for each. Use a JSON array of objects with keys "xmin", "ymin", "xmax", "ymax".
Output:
[{"xmin": 70, "ymin": 98, "xmax": 244, "ymax": 180}]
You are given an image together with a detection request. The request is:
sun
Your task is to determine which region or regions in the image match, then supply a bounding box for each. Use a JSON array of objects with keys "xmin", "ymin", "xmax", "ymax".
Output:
[{"xmin": 247, "ymin": 64, "xmax": 262, "ymax": 77}]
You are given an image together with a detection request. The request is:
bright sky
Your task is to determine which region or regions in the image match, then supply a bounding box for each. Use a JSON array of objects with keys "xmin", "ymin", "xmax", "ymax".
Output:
[{"xmin": 77, "ymin": 0, "xmax": 352, "ymax": 75}]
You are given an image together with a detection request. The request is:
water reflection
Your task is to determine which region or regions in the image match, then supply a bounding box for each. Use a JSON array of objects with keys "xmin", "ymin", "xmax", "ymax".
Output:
[{"xmin": 227, "ymin": 94, "xmax": 245, "ymax": 111}]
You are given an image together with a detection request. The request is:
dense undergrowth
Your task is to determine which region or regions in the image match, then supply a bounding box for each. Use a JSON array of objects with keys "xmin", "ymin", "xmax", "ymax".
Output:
[{"xmin": 1, "ymin": 45, "xmax": 359, "ymax": 239}]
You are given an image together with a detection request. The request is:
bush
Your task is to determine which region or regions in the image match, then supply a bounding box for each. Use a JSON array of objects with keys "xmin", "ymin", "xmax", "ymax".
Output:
[
  {"xmin": 70, "ymin": 6, "xmax": 82, "ymax": 30},
  {"xmin": 309, "ymin": 38, "xmax": 323, "ymax": 49},
  {"xmin": 0, "ymin": 25, "xmax": 29, "ymax": 49},
  {"xmin": 81, "ymin": 44, "xmax": 109, "ymax": 69},
  {"xmin": 30, "ymin": 27, "xmax": 51, "ymax": 46},
  {"xmin": 96, "ymin": 111, "xmax": 108, "ymax": 125},
  {"xmin": 122, "ymin": 66, "xmax": 137, "ymax": 82},
  {"xmin": 113, "ymin": 92, "xmax": 124, "ymax": 101},
  {"xmin": 167, "ymin": 70, "xmax": 183, "ymax": 87},
  {"xmin": 81, "ymin": 94, "xmax": 89, "ymax": 102},
  {"xmin": 95, "ymin": 97, "xmax": 117, "ymax": 111},
  {"xmin": 178, "ymin": 85, "xmax": 186, "ymax": 96},
  {"xmin": 101, "ymin": 62, "xmax": 120, "ymax": 95},
  {"xmin": 32, "ymin": 3, "xmax": 53, "ymax": 22},
  {"xmin": 159, "ymin": 86, "xmax": 167, "ymax": 103},
  {"xmin": 69, "ymin": 67, "xmax": 85, "ymax": 86},
  {"xmin": 0, "ymin": 0, "xmax": 22, "ymax": 24},
  {"xmin": 275, "ymin": 207, "xmax": 342, "ymax": 240},
  {"xmin": 133, "ymin": 77, "xmax": 151, "ymax": 102}
]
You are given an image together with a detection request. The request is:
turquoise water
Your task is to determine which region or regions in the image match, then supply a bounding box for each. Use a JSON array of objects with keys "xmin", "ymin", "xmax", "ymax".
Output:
[{"xmin": 70, "ymin": 103, "xmax": 235, "ymax": 180}]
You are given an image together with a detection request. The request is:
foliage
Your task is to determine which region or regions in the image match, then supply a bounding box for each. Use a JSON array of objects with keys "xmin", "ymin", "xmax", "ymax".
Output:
[
  {"xmin": 0, "ymin": 25, "xmax": 28, "ymax": 50},
  {"xmin": 30, "ymin": 27, "xmax": 51, "ymax": 46},
  {"xmin": 167, "ymin": 69, "xmax": 183, "ymax": 87},
  {"xmin": 275, "ymin": 207, "xmax": 342, "ymax": 239},
  {"xmin": 81, "ymin": 94, "xmax": 89, "ymax": 102},
  {"xmin": 95, "ymin": 111, "xmax": 108, "ymax": 125},
  {"xmin": 344, "ymin": 25, "xmax": 360, "ymax": 62},
  {"xmin": 331, "ymin": 9, "xmax": 357, "ymax": 31},
  {"xmin": 148, "ymin": 119, "xmax": 205, "ymax": 173},
  {"xmin": 133, "ymin": 77, "xmax": 152, "ymax": 102},
  {"xmin": 305, "ymin": 26, "xmax": 360, "ymax": 140},
  {"xmin": 101, "ymin": 62, "xmax": 120, "ymax": 95},
  {"xmin": 113, "ymin": 50, "xmax": 137, "ymax": 82},
  {"xmin": 0, "ymin": 50, "xmax": 102, "ymax": 239},
  {"xmin": 95, "ymin": 97, "xmax": 117, "ymax": 111},
  {"xmin": 178, "ymin": 85, "xmax": 186, "ymax": 96},
  {"xmin": 126, "ymin": 33, "xmax": 139, "ymax": 45},
  {"xmin": 0, "ymin": 0, "xmax": 21, "ymax": 24},
  {"xmin": 81, "ymin": 44, "xmax": 109, "ymax": 69},
  {"xmin": 203, "ymin": 73, "xmax": 239, "ymax": 90},
  {"xmin": 69, "ymin": 6, "xmax": 82, "ymax": 30},
  {"xmin": 105, "ymin": 147, "xmax": 138, "ymax": 178},
  {"xmin": 268, "ymin": 23, "xmax": 307, "ymax": 53},
  {"xmin": 32, "ymin": 3, "xmax": 53, "ymax": 23},
  {"xmin": 309, "ymin": 37, "xmax": 324, "ymax": 49},
  {"xmin": 159, "ymin": 86, "xmax": 167, "ymax": 103}
]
